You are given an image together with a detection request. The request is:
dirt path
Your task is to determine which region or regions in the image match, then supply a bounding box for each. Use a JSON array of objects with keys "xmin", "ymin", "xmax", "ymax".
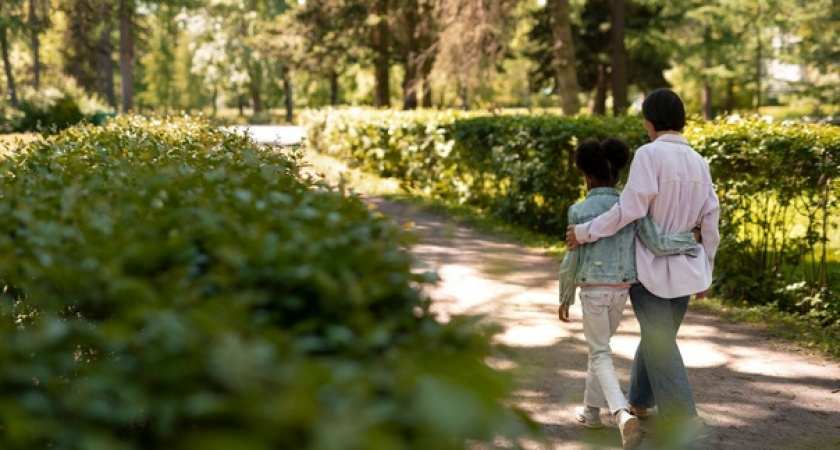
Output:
[{"xmin": 365, "ymin": 196, "xmax": 840, "ymax": 450}]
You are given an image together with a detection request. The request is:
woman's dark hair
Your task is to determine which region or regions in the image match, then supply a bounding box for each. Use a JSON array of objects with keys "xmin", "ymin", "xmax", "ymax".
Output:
[
  {"xmin": 575, "ymin": 138, "xmax": 631, "ymax": 187},
  {"xmin": 642, "ymin": 88, "xmax": 686, "ymax": 132}
]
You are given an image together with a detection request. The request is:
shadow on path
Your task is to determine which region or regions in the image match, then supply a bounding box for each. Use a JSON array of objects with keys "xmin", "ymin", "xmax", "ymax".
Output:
[{"xmin": 366, "ymin": 196, "xmax": 840, "ymax": 450}]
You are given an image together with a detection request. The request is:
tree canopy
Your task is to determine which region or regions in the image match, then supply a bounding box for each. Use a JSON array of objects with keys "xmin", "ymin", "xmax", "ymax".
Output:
[{"xmin": 0, "ymin": 0, "xmax": 836, "ymax": 121}]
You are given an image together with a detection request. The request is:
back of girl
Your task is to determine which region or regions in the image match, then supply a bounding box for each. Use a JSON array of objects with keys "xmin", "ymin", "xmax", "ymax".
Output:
[{"xmin": 558, "ymin": 137, "xmax": 643, "ymax": 450}]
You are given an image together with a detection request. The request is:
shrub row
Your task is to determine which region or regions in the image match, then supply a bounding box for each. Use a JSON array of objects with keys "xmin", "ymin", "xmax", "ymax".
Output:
[
  {"xmin": 1, "ymin": 82, "xmax": 115, "ymax": 134},
  {"xmin": 301, "ymin": 109, "xmax": 648, "ymax": 236},
  {"xmin": 687, "ymin": 119, "xmax": 840, "ymax": 320},
  {"xmin": 0, "ymin": 116, "xmax": 528, "ymax": 448},
  {"xmin": 300, "ymin": 109, "xmax": 840, "ymax": 325}
]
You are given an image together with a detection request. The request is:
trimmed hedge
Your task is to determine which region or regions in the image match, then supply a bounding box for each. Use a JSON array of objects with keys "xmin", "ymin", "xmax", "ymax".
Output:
[
  {"xmin": 300, "ymin": 110, "xmax": 840, "ymax": 325},
  {"xmin": 301, "ymin": 109, "xmax": 648, "ymax": 235},
  {"xmin": 0, "ymin": 116, "xmax": 529, "ymax": 448},
  {"xmin": 687, "ymin": 119, "xmax": 840, "ymax": 320}
]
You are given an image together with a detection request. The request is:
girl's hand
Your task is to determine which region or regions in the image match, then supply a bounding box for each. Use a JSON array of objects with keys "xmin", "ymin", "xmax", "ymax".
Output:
[
  {"xmin": 566, "ymin": 225, "xmax": 581, "ymax": 250},
  {"xmin": 558, "ymin": 304, "xmax": 571, "ymax": 322}
]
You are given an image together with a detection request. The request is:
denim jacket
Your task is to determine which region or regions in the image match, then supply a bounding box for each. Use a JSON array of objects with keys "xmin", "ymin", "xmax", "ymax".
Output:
[{"xmin": 559, "ymin": 187, "xmax": 697, "ymax": 305}]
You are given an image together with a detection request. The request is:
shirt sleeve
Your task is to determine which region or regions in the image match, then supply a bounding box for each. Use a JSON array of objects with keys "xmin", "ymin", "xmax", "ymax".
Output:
[
  {"xmin": 699, "ymin": 182, "xmax": 721, "ymax": 271},
  {"xmin": 559, "ymin": 206, "xmax": 580, "ymax": 305},
  {"xmin": 635, "ymin": 215, "xmax": 698, "ymax": 257},
  {"xmin": 574, "ymin": 147, "xmax": 657, "ymax": 244}
]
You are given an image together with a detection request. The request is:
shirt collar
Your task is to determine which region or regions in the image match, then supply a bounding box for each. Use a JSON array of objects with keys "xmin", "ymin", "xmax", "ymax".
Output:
[
  {"xmin": 654, "ymin": 134, "xmax": 690, "ymax": 145},
  {"xmin": 586, "ymin": 186, "xmax": 619, "ymax": 197}
]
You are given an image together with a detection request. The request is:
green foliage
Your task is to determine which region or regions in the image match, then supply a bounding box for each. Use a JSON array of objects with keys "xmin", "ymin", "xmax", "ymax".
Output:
[
  {"xmin": 688, "ymin": 118, "xmax": 840, "ymax": 321},
  {"xmin": 301, "ymin": 109, "xmax": 647, "ymax": 236},
  {"xmin": 302, "ymin": 110, "xmax": 840, "ymax": 327},
  {"xmin": 14, "ymin": 82, "xmax": 112, "ymax": 133},
  {"xmin": 0, "ymin": 101, "xmax": 23, "ymax": 133},
  {"xmin": 0, "ymin": 116, "xmax": 530, "ymax": 448}
]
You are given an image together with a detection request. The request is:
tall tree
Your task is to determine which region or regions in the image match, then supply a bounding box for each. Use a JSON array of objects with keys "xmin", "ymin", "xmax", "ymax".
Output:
[
  {"xmin": 371, "ymin": 0, "xmax": 390, "ymax": 107},
  {"xmin": 99, "ymin": 0, "xmax": 116, "ymax": 108},
  {"xmin": 398, "ymin": 0, "xmax": 420, "ymax": 109},
  {"xmin": 609, "ymin": 0, "xmax": 627, "ymax": 115},
  {"xmin": 0, "ymin": 0, "xmax": 23, "ymax": 107},
  {"xmin": 28, "ymin": 0, "xmax": 47, "ymax": 90},
  {"xmin": 118, "ymin": 0, "xmax": 134, "ymax": 113},
  {"xmin": 293, "ymin": 0, "xmax": 367, "ymax": 106},
  {"xmin": 528, "ymin": 0, "xmax": 671, "ymax": 115},
  {"xmin": 0, "ymin": 26, "xmax": 17, "ymax": 108},
  {"xmin": 789, "ymin": 0, "xmax": 839, "ymax": 109},
  {"xmin": 545, "ymin": 0, "xmax": 581, "ymax": 115},
  {"xmin": 433, "ymin": 0, "xmax": 521, "ymax": 109}
]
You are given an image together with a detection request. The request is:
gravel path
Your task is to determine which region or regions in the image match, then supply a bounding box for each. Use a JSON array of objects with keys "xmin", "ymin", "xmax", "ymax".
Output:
[{"xmin": 365, "ymin": 196, "xmax": 840, "ymax": 450}]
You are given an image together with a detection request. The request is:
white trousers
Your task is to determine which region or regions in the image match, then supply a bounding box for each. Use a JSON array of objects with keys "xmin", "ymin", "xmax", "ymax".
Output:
[{"xmin": 580, "ymin": 286, "xmax": 631, "ymax": 414}]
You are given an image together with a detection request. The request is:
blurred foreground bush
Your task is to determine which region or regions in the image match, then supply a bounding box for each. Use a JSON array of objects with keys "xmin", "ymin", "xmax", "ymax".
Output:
[{"xmin": 0, "ymin": 116, "xmax": 530, "ymax": 449}]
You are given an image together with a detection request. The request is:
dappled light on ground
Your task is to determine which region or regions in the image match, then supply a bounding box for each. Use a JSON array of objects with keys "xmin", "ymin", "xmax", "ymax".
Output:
[{"xmin": 366, "ymin": 195, "xmax": 840, "ymax": 450}]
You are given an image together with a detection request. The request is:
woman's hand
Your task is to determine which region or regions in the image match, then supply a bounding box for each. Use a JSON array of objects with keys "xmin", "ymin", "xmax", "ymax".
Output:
[
  {"xmin": 566, "ymin": 225, "xmax": 580, "ymax": 250},
  {"xmin": 558, "ymin": 304, "xmax": 570, "ymax": 322}
]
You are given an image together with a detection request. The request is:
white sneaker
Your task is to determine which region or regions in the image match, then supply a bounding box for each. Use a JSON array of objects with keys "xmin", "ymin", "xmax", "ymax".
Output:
[
  {"xmin": 574, "ymin": 405, "xmax": 604, "ymax": 429},
  {"xmin": 616, "ymin": 409, "xmax": 642, "ymax": 449}
]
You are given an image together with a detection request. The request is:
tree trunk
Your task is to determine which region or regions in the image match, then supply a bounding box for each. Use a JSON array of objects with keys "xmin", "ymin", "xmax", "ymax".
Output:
[
  {"xmin": 0, "ymin": 27, "xmax": 17, "ymax": 108},
  {"xmin": 29, "ymin": 0, "xmax": 41, "ymax": 90},
  {"xmin": 119, "ymin": 0, "xmax": 134, "ymax": 113},
  {"xmin": 755, "ymin": 17, "xmax": 762, "ymax": 111},
  {"xmin": 329, "ymin": 69, "xmax": 339, "ymax": 106},
  {"xmin": 211, "ymin": 86, "xmax": 218, "ymax": 117},
  {"xmin": 592, "ymin": 64, "xmax": 607, "ymax": 115},
  {"xmin": 372, "ymin": 0, "xmax": 390, "ymax": 108},
  {"xmin": 609, "ymin": 0, "xmax": 627, "ymax": 116},
  {"xmin": 283, "ymin": 66, "xmax": 293, "ymax": 123},
  {"xmin": 701, "ymin": 80, "xmax": 714, "ymax": 120},
  {"xmin": 545, "ymin": 0, "xmax": 581, "ymax": 115},
  {"xmin": 422, "ymin": 77, "xmax": 433, "ymax": 108},
  {"xmin": 724, "ymin": 79, "xmax": 735, "ymax": 115},
  {"xmin": 249, "ymin": 61, "xmax": 264, "ymax": 114},
  {"xmin": 100, "ymin": 2, "xmax": 116, "ymax": 108},
  {"xmin": 701, "ymin": 27, "xmax": 714, "ymax": 120},
  {"xmin": 460, "ymin": 84, "xmax": 468, "ymax": 110},
  {"xmin": 401, "ymin": 1, "xmax": 419, "ymax": 110},
  {"xmin": 418, "ymin": 5, "xmax": 435, "ymax": 109}
]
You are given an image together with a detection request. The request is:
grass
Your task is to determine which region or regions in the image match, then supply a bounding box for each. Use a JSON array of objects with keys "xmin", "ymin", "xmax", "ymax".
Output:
[{"xmin": 301, "ymin": 148, "xmax": 840, "ymax": 362}]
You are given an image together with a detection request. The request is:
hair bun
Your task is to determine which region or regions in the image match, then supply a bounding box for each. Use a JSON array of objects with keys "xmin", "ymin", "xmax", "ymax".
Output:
[{"xmin": 601, "ymin": 138, "xmax": 631, "ymax": 171}]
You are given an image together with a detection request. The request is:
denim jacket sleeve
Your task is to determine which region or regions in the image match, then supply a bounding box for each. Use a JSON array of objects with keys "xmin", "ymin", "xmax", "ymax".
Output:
[
  {"xmin": 559, "ymin": 206, "xmax": 580, "ymax": 305},
  {"xmin": 636, "ymin": 215, "xmax": 698, "ymax": 257},
  {"xmin": 558, "ymin": 247, "xmax": 579, "ymax": 305}
]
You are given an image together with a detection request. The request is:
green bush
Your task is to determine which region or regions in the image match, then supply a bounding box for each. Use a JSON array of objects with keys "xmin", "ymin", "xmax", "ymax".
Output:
[
  {"xmin": 300, "ymin": 109, "xmax": 647, "ymax": 236},
  {"xmin": 15, "ymin": 81, "xmax": 113, "ymax": 133},
  {"xmin": 301, "ymin": 110, "xmax": 840, "ymax": 326},
  {"xmin": 687, "ymin": 118, "xmax": 840, "ymax": 322},
  {"xmin": 0, "ymin": 116, "xmax": 529, "ymax": 448}
]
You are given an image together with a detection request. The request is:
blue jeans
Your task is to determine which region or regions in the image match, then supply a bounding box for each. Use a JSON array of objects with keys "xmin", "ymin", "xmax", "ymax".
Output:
[{"xmin": 627, "ymin": 284, "xmax": 697, "ymax": 420}]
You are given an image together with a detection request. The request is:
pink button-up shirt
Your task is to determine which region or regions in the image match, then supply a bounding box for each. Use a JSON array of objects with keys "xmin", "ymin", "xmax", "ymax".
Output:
[{"xmin": 573, "ymin": 134, "xmax": 720, "ymax": 299}]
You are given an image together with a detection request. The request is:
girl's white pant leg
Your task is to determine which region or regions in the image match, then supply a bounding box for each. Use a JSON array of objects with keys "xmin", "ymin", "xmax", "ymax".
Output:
[{"xmin": 580, "ymin": 286, "xmax": 631, "ymax": 415}]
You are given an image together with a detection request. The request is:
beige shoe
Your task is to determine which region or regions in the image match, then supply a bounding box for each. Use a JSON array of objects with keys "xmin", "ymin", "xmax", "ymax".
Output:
[
  {"xmin": 616, "ymin": 409, "xmax": 642, "ymax": 449},
  {"xmin": 574, "ymin": 405, "xmax": 604, "ymax": 429}
]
